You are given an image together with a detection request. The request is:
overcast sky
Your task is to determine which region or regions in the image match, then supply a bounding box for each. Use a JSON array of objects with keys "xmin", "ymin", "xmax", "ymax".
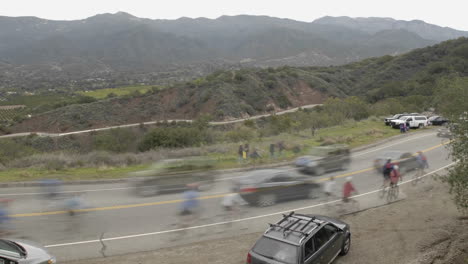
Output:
[{"xmin": 2, "ymin": 0, "xmax": 468, "ymax": 30}]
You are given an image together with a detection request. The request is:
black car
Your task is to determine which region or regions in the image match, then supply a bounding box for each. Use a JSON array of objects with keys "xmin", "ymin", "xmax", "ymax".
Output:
[
  {"xmin": 373, "ymin": 151, "xmax": 420, "ymax": 173},
  {"xmin": 429, "ymin": 116, "xmax": 449, "ymax": 126},
  {"xmin": 235, "ymin": 170, "xmax": 321, "ymax": 207},
  {"xmin": 295, "ymin": 145, "xmax": 351, "ymax": 175},
  {"xmin": 247, "ymin": 212, "xmax": 351, "ymax": 264}
]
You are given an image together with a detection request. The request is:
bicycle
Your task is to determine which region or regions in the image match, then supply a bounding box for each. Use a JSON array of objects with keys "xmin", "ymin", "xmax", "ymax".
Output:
[
  {"xmin": 378, "ymin": 181, "xmax": 390, "ymax": 199},
  {"xmin": 386, "ymin": 183, "xmax": 399, "ymax": 203},
  {"xmin": 411, "ymin": 167, "xmax": 425, "ymax": 186}
]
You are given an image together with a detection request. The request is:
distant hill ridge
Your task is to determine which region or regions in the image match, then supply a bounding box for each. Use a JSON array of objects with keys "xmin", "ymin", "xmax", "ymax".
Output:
[{"xmin": 0, "ymin": 14, "xmax": 467, "ymax": 91}]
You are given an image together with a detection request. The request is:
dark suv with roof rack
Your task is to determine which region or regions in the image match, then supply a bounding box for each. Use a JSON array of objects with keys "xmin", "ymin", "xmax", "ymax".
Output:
[{"xmin": 247, "ymin": 212, "xmax": 351, "ymax": 264}]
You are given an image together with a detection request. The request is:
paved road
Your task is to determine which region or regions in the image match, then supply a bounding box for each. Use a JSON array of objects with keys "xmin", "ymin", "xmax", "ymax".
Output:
[
  {"xmin": 2, "ymin": 131, "xmax": 452, "ymax": 261},
  {"xmin": 0, "ymin": 104, "xmax": 321, "ymax": 139}
]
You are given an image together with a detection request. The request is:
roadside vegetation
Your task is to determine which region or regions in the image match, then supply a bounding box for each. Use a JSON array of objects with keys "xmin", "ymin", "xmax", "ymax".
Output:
[
  {"xmin": 77, "ymin": 85, "xmax": 157, "ymax": 99},
  {"xmin": 437, "ymin": 76, "xmax": 468, "ymax": 215},
  {"xmin": 0, "ymin": 95, "xmax": 431, "ymax": 182}
]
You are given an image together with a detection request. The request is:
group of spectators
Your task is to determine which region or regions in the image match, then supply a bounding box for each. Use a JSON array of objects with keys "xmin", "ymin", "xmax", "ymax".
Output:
[{"xmin": 237, "ymin": 141, "xmax": 286, "ymax": 162}]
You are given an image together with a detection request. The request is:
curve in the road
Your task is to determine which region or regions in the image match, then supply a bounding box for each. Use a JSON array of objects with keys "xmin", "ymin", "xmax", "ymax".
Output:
[
  {"xmin": 10, "ymin": 140, "xmax": 450, "ymax": 218},
  {"xmin": 43, "ymin": 162, "xmax": 455, "ymax": 248}
]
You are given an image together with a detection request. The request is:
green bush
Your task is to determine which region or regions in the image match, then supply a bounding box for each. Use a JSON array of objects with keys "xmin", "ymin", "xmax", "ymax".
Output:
[{"xmin": 138, "ymin": 127, "xmax": 205, "ymax": 151}]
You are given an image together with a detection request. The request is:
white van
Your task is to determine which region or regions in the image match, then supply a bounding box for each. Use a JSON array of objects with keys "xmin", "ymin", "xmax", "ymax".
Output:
[{"xmin": 391, "ymin": 115, "xmax": 428, "ymax": 128}]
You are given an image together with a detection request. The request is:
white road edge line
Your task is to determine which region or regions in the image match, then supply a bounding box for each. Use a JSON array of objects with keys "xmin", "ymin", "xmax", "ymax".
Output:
[{"xmin": 44, "ymin": 162, "xmax": 455, "ymax": 248}]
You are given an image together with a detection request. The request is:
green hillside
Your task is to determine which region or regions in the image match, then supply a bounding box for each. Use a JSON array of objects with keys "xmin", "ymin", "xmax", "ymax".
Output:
[{"xmin": 12, "ymin": 37, "xmax": 468, "ymax": 133}]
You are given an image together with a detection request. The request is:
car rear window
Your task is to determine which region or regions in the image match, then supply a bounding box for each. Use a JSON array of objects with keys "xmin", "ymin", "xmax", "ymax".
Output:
[{"xmin": 253, "ymin": 237, "xmax": 298, "ymax": 264}]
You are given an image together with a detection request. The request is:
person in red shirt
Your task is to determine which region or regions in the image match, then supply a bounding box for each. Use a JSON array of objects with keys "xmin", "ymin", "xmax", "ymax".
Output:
[
  {"xmin": 390, "ymin": 165, "xmax": 402, "ymax": 186},
  {"xmin": 343, "ymin": 177, "xmax": 357, "ymax": 203}
]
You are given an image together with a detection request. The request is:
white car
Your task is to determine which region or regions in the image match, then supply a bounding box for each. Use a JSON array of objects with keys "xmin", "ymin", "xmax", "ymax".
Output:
[{"xmin": 390, "ymin": 115, "xmax": 428, "ymax": 129}]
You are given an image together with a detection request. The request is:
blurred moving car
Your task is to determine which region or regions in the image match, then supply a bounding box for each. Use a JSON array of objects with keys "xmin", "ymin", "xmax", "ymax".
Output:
[
  {"xmin": 0, "ymin": 238, "xmax": 56, "ymax": 264},
  {"xmin": 235, "ymin": 170, "xmax": 321, "ymax": 207},
  {"xmin": 295, "ymin": 145, "xmax": 350, "ymax": 175},
  {"xmin": 247, "ymin": 212, "xmax": 351, "ymax": 264},
  {"xmin": 373, "ymin": 151, "xmax": 419, "ymax": 173},
  {"xmin": 429, "ymin": 116, "xmax": 449, "ymax": 126},
  {"xmin": 130, "ymin": 157, "xmax": 217, "ymax": 197}
]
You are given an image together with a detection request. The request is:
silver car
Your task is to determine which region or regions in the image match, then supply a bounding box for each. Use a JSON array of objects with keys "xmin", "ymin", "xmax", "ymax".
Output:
[{"xmin": 0, "ymin": 239, "xmax": 56, "ymax": 264}]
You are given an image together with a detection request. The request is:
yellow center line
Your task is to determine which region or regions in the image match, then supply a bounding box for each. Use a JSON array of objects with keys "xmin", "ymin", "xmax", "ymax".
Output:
[{"xmin": 12, "ymin": 140, "xmax": 451, "ymax": 218}]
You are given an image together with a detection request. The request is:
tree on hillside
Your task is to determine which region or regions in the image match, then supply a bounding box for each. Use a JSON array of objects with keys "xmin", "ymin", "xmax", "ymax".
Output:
[{"xmin": 436, "ymin": 76, "xmax": 468, "ymax": 215}]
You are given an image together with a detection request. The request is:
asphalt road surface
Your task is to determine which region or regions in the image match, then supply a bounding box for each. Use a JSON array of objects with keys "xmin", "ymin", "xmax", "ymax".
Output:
[{"xmin": 1, "ymin": 131, "xmax": 452, "ymax": 261}]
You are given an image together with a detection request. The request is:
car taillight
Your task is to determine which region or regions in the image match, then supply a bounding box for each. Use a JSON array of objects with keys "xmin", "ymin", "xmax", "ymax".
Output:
[
  {"xmin": 246, "ymin": 252, "xmax": 252, "ymax": 264},
  {"xmin": 240, "ymin": 187, "xmax": 257, "ymax": 193}
]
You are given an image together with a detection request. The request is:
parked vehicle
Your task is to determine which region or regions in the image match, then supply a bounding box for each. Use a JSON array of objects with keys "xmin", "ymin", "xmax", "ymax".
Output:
[
  {"xmin": 0, "ymin": 238, "xmax": 56, "ymax": 264},
  {"xmin": 373, "ymin": 151, "xmax": 420, "ymax": 173},
  {"xmin": 130, "ymin": 157, "xmax": 217, "ymax": 197},
  {"xmin": 384, "ymin": 114, "xmax": 405, "ymax": 126},
  {"xmin": 234, "ymin": 170, "xmax": 321, "ymax": 207},
  {"xmin": 247, "ymin": 212, "xmax": 351, "ymax": 264},
  {"xmin": 295, "ymin": 144, "xmax": 350, "ymax": 175},
  {"xmin": 390, "ymin": 115, "xmax": 428, "ymax": 129},
  {"xmin": 429, "ymin": 116, "xmax": 449, "ymax": 126}
]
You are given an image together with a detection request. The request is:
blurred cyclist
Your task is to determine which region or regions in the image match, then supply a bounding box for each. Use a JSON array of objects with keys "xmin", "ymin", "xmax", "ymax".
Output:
[
  {"xmin": 41, "ymin": 179, "xmax": 63, "ymax": 199},
  {"xmin": 179, "ymin": 183, "xmax": 200, "ymax": 226},
  {"xmin": 221, "ymin": 187, "xmax": 247, "ymax": 225},
  {"xmin": 342, "ymin": 177, "xmax": 358, "ymax": 203},
  {"xmin": 64, "ymin": 193, "xmax": 85, "ymax": 216},
  {"xmin": 0, "ymin": 199, "xmax": 13, "ymax": 236},
  {"xmin": 323, "ymin": 176, "xmax": 336, "ymax": 201},
  {"xmin": 382, "ymin": 158, "xmax": 394, "ymax": 187},
  {"xmin": 416, "ymin": 151, "xmax": 429, "ymax": 175},
  {"xmin": 390, "ymin": 165, "xmax": 402, "ymax": 187}
]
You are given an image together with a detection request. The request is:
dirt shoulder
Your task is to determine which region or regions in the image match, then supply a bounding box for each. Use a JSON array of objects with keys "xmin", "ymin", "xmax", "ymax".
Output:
[{"xmin": 65, "ymin": 177, "xmax": 467, "ymax": 264}]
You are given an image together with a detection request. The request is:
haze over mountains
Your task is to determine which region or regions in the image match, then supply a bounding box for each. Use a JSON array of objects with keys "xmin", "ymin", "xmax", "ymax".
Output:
[{"xmin": 1, "ymin": 12, "xmax": 468, "ymax": 91}]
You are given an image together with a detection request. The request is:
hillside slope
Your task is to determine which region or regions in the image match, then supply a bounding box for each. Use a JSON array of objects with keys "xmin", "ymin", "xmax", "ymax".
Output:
[
  {"xmin": 2, "ymin": 14, "xmax": 466, "ymax": 91},
  {"xmin": 12, "ymin": 37, "xmax": 468, "ymax": 133}
]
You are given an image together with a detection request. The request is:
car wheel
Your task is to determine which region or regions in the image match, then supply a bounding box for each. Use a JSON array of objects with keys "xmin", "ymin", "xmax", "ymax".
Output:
[
  {"xmin": 418, "ymin": 124, "xmax": 423, "ymax": 128},
  {"xmin": 339, "ymin": 235, "xmax": 351, "ymax": 256},
  {"xmin": 314, "ymin": 166, "xmax": 325, "ymax": 176},
  {"xmin": 257, "ymin": 194, "xmax": 277, "ymax": 207}
]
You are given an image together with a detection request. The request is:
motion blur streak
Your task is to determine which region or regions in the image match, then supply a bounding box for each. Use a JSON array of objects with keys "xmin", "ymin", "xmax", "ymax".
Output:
[
  {"xmin": 44, "ymin": 162, "xmax": 455, "ymax": 248},
  {"xmin": 11, "ymin": 140, "xmax": 450, "ymax": 218}
]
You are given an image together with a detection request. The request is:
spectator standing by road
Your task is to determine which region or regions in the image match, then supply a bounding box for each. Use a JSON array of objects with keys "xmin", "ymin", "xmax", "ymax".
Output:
[
  {"xmin": 243, "ymin": 144, "xmax": 250, "ymax": 161},
  {"xmin": 238, "ymin": 145, "xmax": 244, "ymax": 163},
  {"xmin": 278, "ymin": 141, "xmax": 285, "ymax": 157},
  {"xmin": 269, "ymin": 143, "xmax": 276, "ymax": 159}
]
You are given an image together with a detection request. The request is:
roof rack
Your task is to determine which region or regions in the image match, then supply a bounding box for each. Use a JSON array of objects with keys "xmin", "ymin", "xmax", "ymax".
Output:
[{"xmin": 267, "ymin": 211, "xmax": 320, "ymax": 238}]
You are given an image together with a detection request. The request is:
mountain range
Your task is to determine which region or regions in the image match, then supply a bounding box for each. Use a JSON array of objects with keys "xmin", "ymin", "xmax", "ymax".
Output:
[{"xmin": 1, "ymin": 13, "xmax": 467, "ymax": 91}]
